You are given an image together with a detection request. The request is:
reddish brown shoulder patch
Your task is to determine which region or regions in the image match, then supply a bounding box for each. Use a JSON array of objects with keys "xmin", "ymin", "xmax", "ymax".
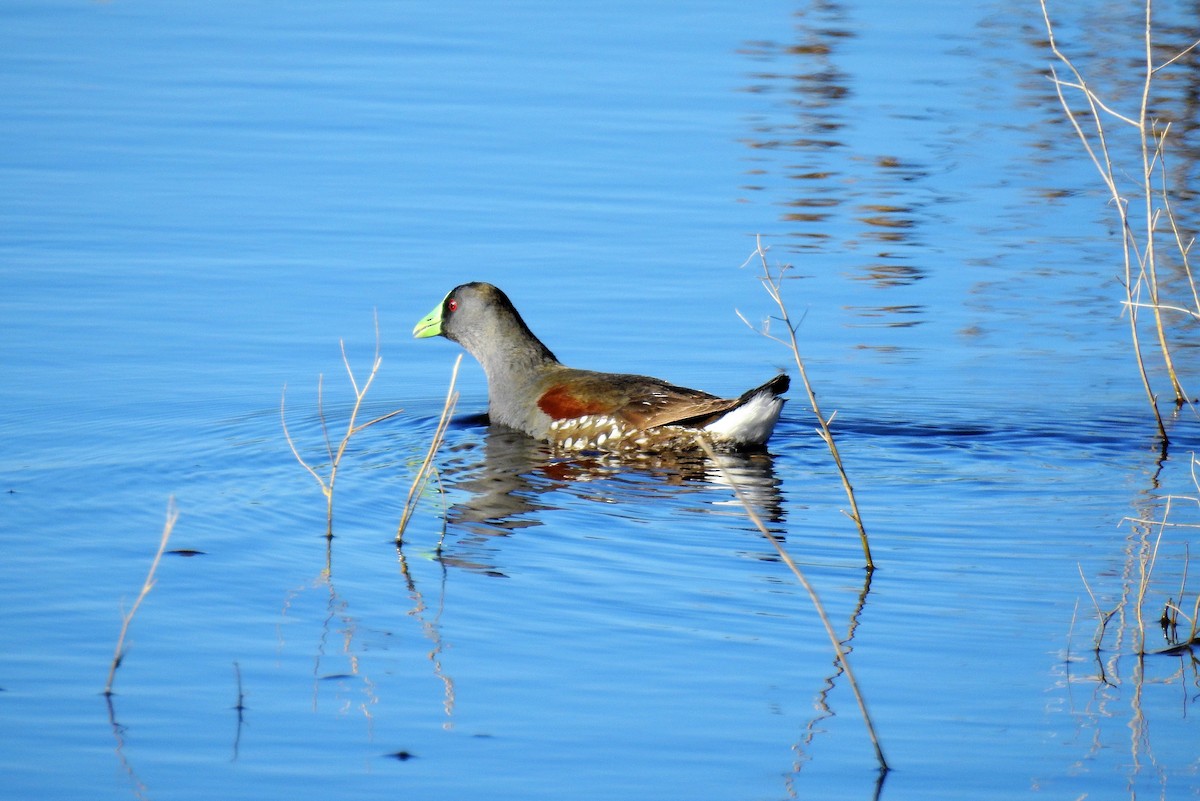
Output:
[{"xmin": 537, "ymin": 384, "xmax": 612, "ymax": 420}]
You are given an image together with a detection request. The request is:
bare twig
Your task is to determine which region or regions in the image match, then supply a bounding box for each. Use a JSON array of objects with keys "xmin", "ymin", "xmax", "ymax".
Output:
[
  {"xmin": 282, "ymin": 312, "xmax": 403, "ymax": 538},
  {"xmin": 1174, "ymin": 542, "xmax": 1190, "ymax": 637},
  {"xmin": 1077, "ymin": 563, "xmax": 1118, "ymax": 650},
  {"xmin": 697, "ymin": 437, "xmax": 887, "ymax": 773},
  {"xmin": 1123, "ymin": 300, "xmax": 1200, "ymax": 321},
  {"xmin": 1158, "ymin": 171, "xmax": 1200, "ymax": 317},
  {"xmin": 397, "ymin": 354, "xmax": 462, "ymax": 545},
  {"xmin": 105, "ymin": 499, "xmax": 178, "ymax": 696},
  {"xmin": 1153, "ymin": 35, "xmax": 1200, "ymax": 72},
  {"xmin": 1040, "ymin": 0, "xmax": 1200, "ymax": 435},
  {"xmin": 739, "ymin": 236, "xmax": 874, "ymax": 571},
  {"xmin": 1144, "ymin": 136, "xmax": 1186, "ymax": 403}
]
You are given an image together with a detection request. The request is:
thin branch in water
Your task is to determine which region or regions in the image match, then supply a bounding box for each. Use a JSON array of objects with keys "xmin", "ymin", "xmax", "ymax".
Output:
[
  {"xmin": 1040, "ymin": 0, "xmax": 1171, "ymax": 439},
  {"xmin": 1175, "ymin": 541, "xmax": 1190, "ymax": 636},
  {"xmin": 281, "ymin": 312, "xmax": 403, "ymax": 538},
  {"xmin": 697, "ymin": 437, "xmax": 888, "ymax": 773},
  {"xmin": 739, "ymin": 235, "xmax": 874, "ymax": 571},
  {"xmin": 1077, "ymin": 562, "xmax": 1118, "ymax": 651},
  {"xmin": 105, "ymin": 498, "xmax": 178, "ymax": 696},
  {"xmin": 398, "ymin": 355, "xmax": 462, "ymax": 545},
  {"xmin": 1142, "ymin": 122, "xmax": 1186, "ymax": 404},
  {"xmin": 282, "ymin": 383, "xmax": 329, "ymax": 493},
  {"xmin": 1154, "ymin": 35, "xmax": 1200, "ymax": 72},
  {"xmin": 1123, "ymin": 299, "xmax": 1200, "ymax": 321},
  {"xmin": 1189, "ymin": 592, "xmax": 1200, "ymax": 645}
]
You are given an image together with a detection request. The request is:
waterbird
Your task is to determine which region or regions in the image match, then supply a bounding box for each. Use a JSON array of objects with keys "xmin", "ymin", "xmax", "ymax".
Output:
[{"xmin": 414, "ymin": 282, "xmax": 789, "ymax": 451}]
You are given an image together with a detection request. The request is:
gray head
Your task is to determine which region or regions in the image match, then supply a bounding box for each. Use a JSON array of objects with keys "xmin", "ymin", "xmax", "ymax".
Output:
[{"xmin": 413, "ymin": 282, "xmax": 558, "ymax": 367}]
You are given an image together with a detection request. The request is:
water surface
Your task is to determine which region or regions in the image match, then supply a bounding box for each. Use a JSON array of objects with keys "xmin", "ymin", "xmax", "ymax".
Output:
[{"xmin": 3, "ymin": 1, "xmax": 1200, "ymax": 799}]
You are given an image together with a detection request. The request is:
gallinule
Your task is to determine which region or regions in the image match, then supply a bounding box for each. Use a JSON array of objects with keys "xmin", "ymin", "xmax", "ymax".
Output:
[{"xmin": 413, "ymin": 282, "xmax": 789, "ymax": 450}]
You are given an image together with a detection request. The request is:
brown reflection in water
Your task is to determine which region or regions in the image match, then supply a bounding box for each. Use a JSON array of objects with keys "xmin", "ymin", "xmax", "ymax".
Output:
[
  {"xmin": 843, "ymin": 304, "xmax": 925, "ymax": 328},
  {"xmin": 739, "ymin": 17, "xmax": 851, "ymax": 247},
  {"xmin": 851, "ymin": 262, "xmax": 924, "ymax": 288},
  {"xmin": 737, "ymin": 2, "xmax": 927, "ymax": 333}
]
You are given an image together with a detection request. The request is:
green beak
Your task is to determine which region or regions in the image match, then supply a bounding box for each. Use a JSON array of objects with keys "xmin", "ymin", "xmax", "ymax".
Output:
[{"xmin": 412, "ymin": 301, "xmax": 444, "ymax": 339}]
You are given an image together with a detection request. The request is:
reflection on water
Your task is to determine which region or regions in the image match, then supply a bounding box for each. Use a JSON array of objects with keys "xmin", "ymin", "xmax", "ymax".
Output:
[
  {"xmin": 737, "ymin": 1, "xmax": 930, "ymax": 342},
  {"xmin": 441, "ymin": 421, "xmax": 556, "ymax": 536},
  {"xmin": 1055, "ymin": 468, "xmax": 1200, "ymax": 796},
  {"xmin": 739, "ymin": 0, "xmax": 1200, "ymax": 346},
  {"xmin": 738, "ymin": 7, "xmax": 857, "ymax": 248},
  {"xmin": 433, "ymin": 418, "xmax": 788, "ymax": 574}
]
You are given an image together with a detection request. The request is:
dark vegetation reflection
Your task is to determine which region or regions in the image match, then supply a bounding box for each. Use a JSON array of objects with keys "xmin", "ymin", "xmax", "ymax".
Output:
[{"xmin": 738, "ymin": 0, "xmax": 929, "ymax": 333}]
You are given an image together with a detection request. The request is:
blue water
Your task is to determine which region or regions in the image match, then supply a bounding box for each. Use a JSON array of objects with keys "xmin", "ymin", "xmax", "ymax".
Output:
[{"xmin": 3, "ymin": 0, "xmax": 1200, "ymax": 799}]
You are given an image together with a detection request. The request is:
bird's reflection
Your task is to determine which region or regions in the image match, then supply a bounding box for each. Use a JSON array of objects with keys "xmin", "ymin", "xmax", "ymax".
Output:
[{"xmin": 434, "ymin": 415, "xmax": 787, "ymax": 573}]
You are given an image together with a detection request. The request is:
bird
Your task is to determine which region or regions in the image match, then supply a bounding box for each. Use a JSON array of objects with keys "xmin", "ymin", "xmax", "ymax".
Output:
[{"xmin": 413, "ymin": 282, "xmax": 789, "ymax": 451}]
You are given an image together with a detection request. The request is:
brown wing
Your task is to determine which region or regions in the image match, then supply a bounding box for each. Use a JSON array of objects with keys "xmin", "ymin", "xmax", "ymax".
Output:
[
  {"xmin": 628, "ymin": 391, "xmax": 750, "ymax": 429},
  {"xmin": 535, "ymin": 369, "xmax": 740, "ymax": 430},
  {"xmin": 536, "ymin": 382, "xmax": 618, "ymax": 419}
]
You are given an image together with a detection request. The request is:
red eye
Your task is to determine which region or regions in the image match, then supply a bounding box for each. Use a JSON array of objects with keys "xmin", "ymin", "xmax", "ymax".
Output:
[{"xmin": 447, "ymin": 299, "xmax": 458, "ymax": 313}]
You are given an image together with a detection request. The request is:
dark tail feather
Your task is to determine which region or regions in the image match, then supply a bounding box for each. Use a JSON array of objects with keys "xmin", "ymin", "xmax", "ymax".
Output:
[{"xmin": 738, "ymin": 373, "xmax": 789, "ymax": 403}]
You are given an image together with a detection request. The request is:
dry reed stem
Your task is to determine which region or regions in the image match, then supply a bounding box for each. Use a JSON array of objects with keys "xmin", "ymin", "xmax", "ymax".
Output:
[
  {"xmin": 104, "ymin": 498, "xmax": 178, "ymax": 696},
  {"xmin": 697, "ymin": 437, "xmax": 888, "ymax": 773},
  {"xmin": 1134, "ymin": 7, "xmax": 1184, "ymax": 405},
  {"xmin": 1041, "ymin": 0, "xmax": 1200, "ymax": 435},
  {"xmin": 738, "ymin": 235, "xmax": 873, "ymax": 571},
  {"xmin": 1158, "ymin": 156, "xmax": 1200, "ymax": 316},
  {"xmin": 1077, "ymin": 563, "xmax": 1118, "ymax": 650},
  {"xmin": 1134, "ymin": 514, "xmax": 1167, "ymax": 655},
  {"xmin": 1040, "ymin": 5, "xmax": 1165, "ymax": 439},
  {"xmin": 1189, "ymin": 593, "xmax": 1200, "ymax": 644},
  {"xmin": 396, "ymin": 354, "xmax": 462, "ymax": 545},
  {"xmin": 1184, "ymin": 461, "xmax": 1200, "ymax": 644},
  {"xmin": 1172, "ymin": 542, "xmax": 1189, "ymax": 632},
  {"xmin": 281, "ymin": 312, "xmax": 403, "ymax": 538}
]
